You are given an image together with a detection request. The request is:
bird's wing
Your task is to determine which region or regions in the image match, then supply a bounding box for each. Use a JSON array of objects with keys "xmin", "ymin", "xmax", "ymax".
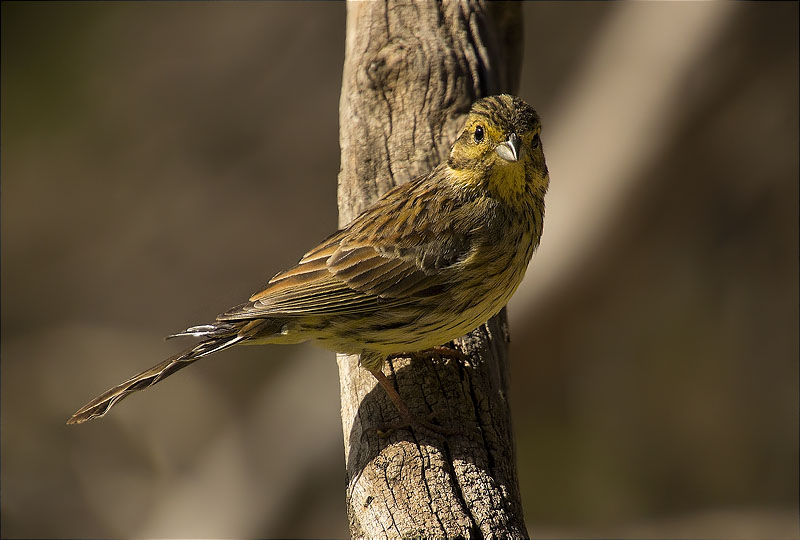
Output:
[
  {"xmin": 218, "ymin": 177, "xmax": 472, "ymax": 321},
  {"xmin": 217, "ymin": 238, "xmax": 448, "ymax": 320}
]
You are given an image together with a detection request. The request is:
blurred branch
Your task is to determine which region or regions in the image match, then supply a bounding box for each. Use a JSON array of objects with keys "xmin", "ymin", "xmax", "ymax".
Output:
[
  {"xmin": 336, "ymin": 1, "xmax": 527, "ymax": 538},
  {"xmin": 509, "ymin": 2, "xmax": 735, "ymax": 322}
]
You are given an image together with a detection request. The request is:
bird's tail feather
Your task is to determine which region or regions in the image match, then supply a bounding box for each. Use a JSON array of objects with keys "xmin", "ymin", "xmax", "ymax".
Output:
[{"xmin": 67, "ymin": 319, "xmax": 270, "ymax": 425}]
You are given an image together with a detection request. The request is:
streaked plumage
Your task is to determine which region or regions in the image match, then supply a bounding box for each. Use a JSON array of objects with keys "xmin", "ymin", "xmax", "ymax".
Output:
[{"xmin": 68, "ymin": 94, "xmax": 549, "ymax": 426}]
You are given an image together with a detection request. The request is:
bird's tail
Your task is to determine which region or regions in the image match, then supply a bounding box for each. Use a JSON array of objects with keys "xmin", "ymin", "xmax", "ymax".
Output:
[{"xmin": 67, "ymin": 319, "xmax": 274, "ymax": 424}]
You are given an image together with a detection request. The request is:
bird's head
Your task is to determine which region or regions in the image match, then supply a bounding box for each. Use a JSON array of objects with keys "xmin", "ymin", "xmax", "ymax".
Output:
[{"xmin": 448, "ymin": 94, "xmax": 549, "ymax": 201}]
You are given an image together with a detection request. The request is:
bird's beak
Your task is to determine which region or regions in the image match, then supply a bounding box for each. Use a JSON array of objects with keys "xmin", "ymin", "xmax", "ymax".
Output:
[{"xmin": 495, "ymin": 133, "xmax": 520, "ymax": 162}]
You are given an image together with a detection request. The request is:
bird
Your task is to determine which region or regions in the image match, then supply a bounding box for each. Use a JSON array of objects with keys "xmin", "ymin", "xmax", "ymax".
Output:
[{"xmin": 67, "ymin": 94, "xmax": 549, "ymax": 432}]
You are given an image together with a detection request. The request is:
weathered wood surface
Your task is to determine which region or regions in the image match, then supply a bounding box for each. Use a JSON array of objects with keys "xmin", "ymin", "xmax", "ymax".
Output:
[{"xmin": 336, "ymin": 2, "xmax": 527, "ymax": 538}]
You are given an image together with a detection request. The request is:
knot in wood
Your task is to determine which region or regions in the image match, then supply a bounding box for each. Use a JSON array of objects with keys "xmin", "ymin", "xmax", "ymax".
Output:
[{"xmin": 365, "ymin": 42, "xmax": 412, "ymax": 93}]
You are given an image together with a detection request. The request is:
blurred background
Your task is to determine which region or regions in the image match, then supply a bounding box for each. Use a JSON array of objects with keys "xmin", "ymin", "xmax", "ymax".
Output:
[{"xmin": 2, "ymin": 2, "xmax": 797, "ymax": 538}]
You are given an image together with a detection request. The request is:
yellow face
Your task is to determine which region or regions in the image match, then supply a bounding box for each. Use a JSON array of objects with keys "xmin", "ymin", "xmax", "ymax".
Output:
[{"xmin": 448, "ymin": 95, "xmax": 548, "ymax": 201}]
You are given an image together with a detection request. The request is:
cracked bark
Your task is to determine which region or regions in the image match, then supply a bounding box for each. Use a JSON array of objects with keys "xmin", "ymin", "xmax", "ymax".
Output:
[{"xmin": 336, "ymin": 1, "xmax": 527, "ymax": 538}]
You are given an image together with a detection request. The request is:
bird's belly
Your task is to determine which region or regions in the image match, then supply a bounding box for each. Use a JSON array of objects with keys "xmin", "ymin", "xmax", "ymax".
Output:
[{"xmin": 307, "ymin": 249, "xmax": 529, "ymax": 356}]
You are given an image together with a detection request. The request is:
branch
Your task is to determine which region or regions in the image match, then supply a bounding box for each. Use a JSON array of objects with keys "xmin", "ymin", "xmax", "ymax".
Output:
[{"xmin": 337, "ymin": 1, "xmax": 527, "ymax": 538}]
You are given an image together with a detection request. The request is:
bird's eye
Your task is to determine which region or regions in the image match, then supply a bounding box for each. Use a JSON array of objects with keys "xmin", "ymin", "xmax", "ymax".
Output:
[
  {"xmin": 474, "ymin": 125, "xmax": 484, "ymax": 143},
  {"xmin": 532, "ymin": 134, "xmax": 540, "ymax": 148}
]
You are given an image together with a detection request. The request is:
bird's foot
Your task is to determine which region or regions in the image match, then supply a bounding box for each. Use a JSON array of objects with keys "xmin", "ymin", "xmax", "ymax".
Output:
[
  {"xmin": 412, "ymin": 346, "xmax": 470, "ymax": 364},
  {"xmin": 398, "ymin": 346, "xmax": 471, "ymax": 365},
  {"xmin": 369, "ymin": 411, "xmax": 459, "ymax": 438},
  {"xmin": 368, "ymin": 368, "xmax": 459, "ymax": 438}
]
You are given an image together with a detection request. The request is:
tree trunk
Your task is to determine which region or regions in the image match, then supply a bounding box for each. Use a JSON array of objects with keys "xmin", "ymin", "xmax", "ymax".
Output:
[{"xmin": 336, "ymin": 1, "xmax": 527, "ymax": 538}]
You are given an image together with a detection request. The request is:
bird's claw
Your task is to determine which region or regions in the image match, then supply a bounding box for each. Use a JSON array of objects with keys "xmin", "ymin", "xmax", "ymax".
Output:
[
  {"xmin": 367, "ymin": 411, "xmax": 460, "ymax": 438},
  {"xmin": 389, "ymin": 346, "xmax": 471, "ymax": 366}
]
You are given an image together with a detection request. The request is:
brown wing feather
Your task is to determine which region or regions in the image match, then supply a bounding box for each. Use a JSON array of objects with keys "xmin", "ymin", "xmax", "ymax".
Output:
[
  {"xmin": 218, "ymin": 244, "xmax": 431, "ymax": 320},
  {"xmin": 218, "ymin": 173, "xmax": 471, "ymax": 321}
]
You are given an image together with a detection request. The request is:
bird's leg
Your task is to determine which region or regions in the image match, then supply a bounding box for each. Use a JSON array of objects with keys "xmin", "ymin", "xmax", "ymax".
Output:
[{"xmin": 368, "ymin": 367, "xmax": 457, "ymax": 437}]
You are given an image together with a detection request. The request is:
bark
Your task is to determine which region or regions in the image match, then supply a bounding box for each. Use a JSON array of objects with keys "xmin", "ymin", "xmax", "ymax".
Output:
[{"xmin": 336, "ymin": 2, "xmax": 527, "ymax": 538}]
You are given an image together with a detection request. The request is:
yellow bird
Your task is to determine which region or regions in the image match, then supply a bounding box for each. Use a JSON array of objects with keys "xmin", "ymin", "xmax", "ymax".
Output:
[{"xmin": 68, "ymin": 94, "xmax": 549, "ymax": 432}]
